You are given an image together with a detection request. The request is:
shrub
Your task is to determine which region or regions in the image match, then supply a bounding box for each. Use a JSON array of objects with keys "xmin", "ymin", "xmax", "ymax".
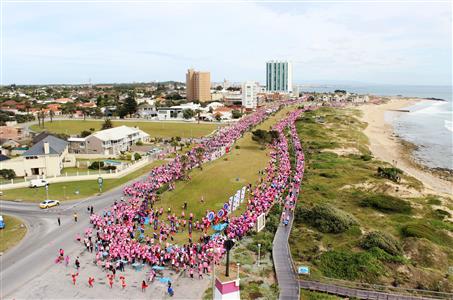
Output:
[
  {"xmin": 102, "ymin": 165, "xmax": 116, "ymax": 171},
  {"xmin": 136, "ymin": 140, "xmax": 143, "ymax": 146},
  {"xmin": 433, "ymin": 209, "xmax": 451, "ymax": 220},
  {"xmin": 80, "ymin": 130, "xmax": 91, "ymax": 138},
  {"xmin": 88, "ymin": 161, "xmax": 104, "ymax": 170},
  {"xmin": 235, "ymin": 145, "xmax": 240, "ymax": 149},
  {"xmin": 401, "ymin": 222, "xmax": 453, "ymax": 247},
  {"xmin": 377, "ymin": 167, "xmax": 402, "ymax": 182},
  {"xmin": 360, "ymin": 194, "xmax": 411, "ymax": 214},
  {"xmin": 360, "ymin": 154, "xmax": 373, "ymax": 161},
  {"xmin": 0, "ymin": 169, "xmax": 16, "ymax": 180},
  {"xmin": 297, "ymin": 204, "xmax": 358, "ymax": 233},
  {"xmin": 134, "ymin": 153, "xmax": 142, "ymax": 160},
  {"xmin": 317, "ymin": 250, "xmax": 384, "ymax": 282},
  {"xmin": 360, "ymin": 231, "xmax": 403, "ymax": 256},
  {"xmin": 264, "ymin": 205, "xmax": 282, "ymax": 234},
  {"xmin": 156, "ymin": 183, "xmax": 169, "ymax": 194}
]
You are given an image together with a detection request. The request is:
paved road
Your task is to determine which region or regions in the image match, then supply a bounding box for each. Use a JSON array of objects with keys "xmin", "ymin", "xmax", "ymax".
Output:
[
  {"xmin": 272, "ymin": 210, "xmax": 300, "ymax": 300},
  {"xmin": 0, "ymin": 176, "xmax": 133, "ymax": 298}
]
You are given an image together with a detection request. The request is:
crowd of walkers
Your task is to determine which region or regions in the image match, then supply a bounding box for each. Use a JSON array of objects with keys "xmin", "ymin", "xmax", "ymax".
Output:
[{"xmin": 64, "ymin": 99, "xmax": 308, "ymax": 294}]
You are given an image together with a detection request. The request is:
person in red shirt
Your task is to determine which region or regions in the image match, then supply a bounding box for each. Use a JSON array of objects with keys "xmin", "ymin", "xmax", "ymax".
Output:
[
  {"xmin": 71, "ymin": 273, "xmax": 79, "ymax": 285},
  {"xmin": 141, "ymin": 280, "xmax": 148, "ymax": 292},
  {"xmin": 88, "ymin": 277, "xmax": 95, "ymax": 288}
]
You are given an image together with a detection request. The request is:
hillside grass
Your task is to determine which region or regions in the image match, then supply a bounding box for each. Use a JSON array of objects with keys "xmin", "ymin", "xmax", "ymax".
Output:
[
  {"xmin": 289, "ymin": 107, "xmax": 453, "ymax": 292},
  {"xmin": 30, "ymin": 120, "xmax": 221, "ymax": 138},
  {"xmin": 0, "ymin": 215, "xmax": 27, "ymax": 253}
]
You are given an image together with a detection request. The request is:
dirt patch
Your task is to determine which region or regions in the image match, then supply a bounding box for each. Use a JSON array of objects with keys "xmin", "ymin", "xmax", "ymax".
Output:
[
  {"xmin": 341, "ymin": 181, "xmax": 423, "ymax": 198},
  {"xmin": 323, "ymin": 147, "xmax": 360, "ymax": 156}
]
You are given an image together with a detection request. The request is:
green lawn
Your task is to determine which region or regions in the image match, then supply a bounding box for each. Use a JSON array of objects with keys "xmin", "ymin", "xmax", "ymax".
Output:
[
  {"xmin": 2, "ymin": 160, "xmax": 165, "ymax": 202},
  {"xmin": 156, "ymin": 106, "xmax": 294, "ymax": 220},
  {"xmin": 0, "ymin": 215, "xmax": 27, "ymax": 253},
  {"xmin": 144, "ymin": 107, "xmax": 295, "ymax": 243},
  {"xmin": 31, "ymin": 120, "xmax": 221, "ymax": 138},
  {"xmin": 300, "ymin": 290, "xmax": 343, "ymax": 299}
]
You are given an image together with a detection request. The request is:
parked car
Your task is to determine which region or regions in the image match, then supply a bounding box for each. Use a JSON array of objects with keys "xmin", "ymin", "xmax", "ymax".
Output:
[
  {"xmin": 39, "ymin": 199, "xmax": 60, "ymax": 209},
  {"xmin": 29, "ymin": 179, "xmax": 49, "ymax": 188},
  {"xmin": 0, "ymin": 215, "xmax": 4, "ymax": 229}
]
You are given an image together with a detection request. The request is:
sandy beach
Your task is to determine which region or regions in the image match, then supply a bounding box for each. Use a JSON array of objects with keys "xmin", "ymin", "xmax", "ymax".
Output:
[{"xmin": 359, "ymin": 98, "xmax": 453, "ymax": 197}]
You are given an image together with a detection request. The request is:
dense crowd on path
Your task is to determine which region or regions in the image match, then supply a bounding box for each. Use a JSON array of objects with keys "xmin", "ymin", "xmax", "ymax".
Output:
[{"xmin": 63, "ymin": 99, "xmax": 309, "ymax": 293}]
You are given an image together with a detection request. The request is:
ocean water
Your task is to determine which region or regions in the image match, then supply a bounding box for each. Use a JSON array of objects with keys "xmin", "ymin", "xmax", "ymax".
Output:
[{"xmin": 299, "ymin": 84, "xmax": 453, "ymax": 170}]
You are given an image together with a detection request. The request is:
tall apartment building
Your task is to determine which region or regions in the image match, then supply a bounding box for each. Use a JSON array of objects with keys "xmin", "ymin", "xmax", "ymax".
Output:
[
  {"xmin": 242, "ymin": 81, "xmax": 260, "ymax": 109},
  {"xmin": 266, "ymin": 61, "xmax": 293, "ymax": 93},
  {"xmin": 186, "ymin": 69, "xmax": 211, "ymax": 102}
]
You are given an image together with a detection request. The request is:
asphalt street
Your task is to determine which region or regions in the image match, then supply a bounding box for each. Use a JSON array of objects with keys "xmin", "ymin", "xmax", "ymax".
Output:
[{"xmin": 0, "ymin": 175, "xmax": 136, "ymax": 298}]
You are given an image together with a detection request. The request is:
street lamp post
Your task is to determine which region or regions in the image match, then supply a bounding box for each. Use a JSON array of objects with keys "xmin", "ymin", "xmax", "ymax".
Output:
[{"xmin": 257, "ymin": 243, "xmax": 261, "ymax": 266}]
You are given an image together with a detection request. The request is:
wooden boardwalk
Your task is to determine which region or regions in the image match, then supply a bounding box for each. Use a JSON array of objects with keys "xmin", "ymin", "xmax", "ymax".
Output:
[
  {"xmin": 272, "ymin": 210, "xmax": 300, "ymax": 300},
  {"xmin": 299, "ymin": 280, "xmax": 452, "ymax": 300}
]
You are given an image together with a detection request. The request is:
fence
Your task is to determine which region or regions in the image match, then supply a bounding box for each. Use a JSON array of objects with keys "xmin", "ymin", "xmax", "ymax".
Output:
[
  {"xmin": 299, "ymin": 279, "xmax": 453, "ymax": 300},
  {"xmin": 0, "ymin": 155, "xmax": 156, "ymax": 190}
]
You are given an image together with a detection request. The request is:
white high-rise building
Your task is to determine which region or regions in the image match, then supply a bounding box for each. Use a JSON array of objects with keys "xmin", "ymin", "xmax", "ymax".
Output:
[
  {"xmin": 266, "ymin": 61, "xmax": 293, "ymax": 93},
  {"xmin": 242, "ymin": 81, "xmax": 260, "ymax": 109}
]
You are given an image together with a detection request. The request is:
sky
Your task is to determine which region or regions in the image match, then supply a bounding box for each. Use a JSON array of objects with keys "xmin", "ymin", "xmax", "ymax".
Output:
[{"xmin": 1, "ymin": 0, "xmax": 452, "ymax": 85}]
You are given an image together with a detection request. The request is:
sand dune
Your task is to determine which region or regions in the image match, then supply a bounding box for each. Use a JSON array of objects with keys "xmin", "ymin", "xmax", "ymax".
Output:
[{"xmin": 359, "ymin": 98, "xmax": 453, "ymax": 197}]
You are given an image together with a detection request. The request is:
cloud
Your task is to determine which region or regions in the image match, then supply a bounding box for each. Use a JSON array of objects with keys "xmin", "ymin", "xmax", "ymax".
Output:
[{"xmin": 2, "ymin": 1, "xmax": 451, "ymax": 85}]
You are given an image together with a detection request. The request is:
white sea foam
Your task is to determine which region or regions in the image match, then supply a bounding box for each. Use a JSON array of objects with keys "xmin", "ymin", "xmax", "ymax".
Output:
[{"xmin": 445, "ymin": 120, "xmax": 453, "ymax": 132}]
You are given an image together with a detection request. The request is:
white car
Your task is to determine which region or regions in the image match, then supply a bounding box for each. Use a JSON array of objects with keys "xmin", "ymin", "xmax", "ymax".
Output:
[
  {"xmin": 29, "ymin": 179, "xmax": 49, "ymax": 188},
  {"xmin": 39, "ymin": 199, "xmax": 60, "ymax": 209}
]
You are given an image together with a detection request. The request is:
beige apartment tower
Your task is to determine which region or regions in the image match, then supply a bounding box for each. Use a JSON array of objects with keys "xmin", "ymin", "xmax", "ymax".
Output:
[{"xmin": 186, "ymin": 69, "xmax": 211, "ymax": 102}]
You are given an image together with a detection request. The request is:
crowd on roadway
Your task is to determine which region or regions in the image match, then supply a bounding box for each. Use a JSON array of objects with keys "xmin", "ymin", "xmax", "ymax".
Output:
[{"xmin": 67, "ymin": 99, "xmax": 308, "ymax": 293}]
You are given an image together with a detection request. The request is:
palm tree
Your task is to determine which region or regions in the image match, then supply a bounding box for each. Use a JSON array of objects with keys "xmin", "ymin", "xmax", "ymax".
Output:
[
  {"xmin": 49, "ymin": 110, "xmax": 54, "ymax": 123},
  {"xmin": 195, "ymin": 109, "xmax": 202, "ymax": 124},
  {"xmin": 195, "ymin": 147, "xmax": 204, "ymax": 170},
  {"xmin": 180, "ymin": 155, "xmax": 189, "ymax": 180}
]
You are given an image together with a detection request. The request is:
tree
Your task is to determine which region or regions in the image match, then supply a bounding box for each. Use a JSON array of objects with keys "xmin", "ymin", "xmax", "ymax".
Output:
[
  {"xmin": 231, "ymin": 110, "xmax": 242, "ymax": 119},
  {"xmin": 123, "ymin": 97, "xmax": 138, "ymax": 117},
  {"xmin": 102, "ymin": 118, "xmax": 113, "ymax": 130},
  {"xmin": 49, "ymin": 110, "xmax": 54, "ymax": 122},
  {"xmin": 183, "ymin": 109, "xmax": 195, "ymax": 120},
  {"xmin": 134, "ymin": 153, "xmax": 142, "ymax": 160},
  {"xmin": 170, "ymin": 140, "xmax": 179, "ymax": 152},
  {"xmin": 214, "ymin": 113, "xmax": 222, "ymax": 122},
  {"xmin": 80, "ymin": 130, "xmax": 92, "ymax": 138},
  {"xmin": 0, "ymin": 169, "xmax": 16, "ymax": 180},
  {"xmin": 195, "ymin": 147, "xmax": 204, "ymax": 170},
  {"xmin": 179, "ymin": 154, "xmax": 190, "ymax": 179},
  {"xmin": 195, "ymin": 109, "xmax": 202, "ymax": 124},
  {"xmin": 251, "ymin": 129, "xmax": 279, "ymax": 148},
  {"xmin": 215, "ymin": 85, "xmax": 223, "ymax": 91}
]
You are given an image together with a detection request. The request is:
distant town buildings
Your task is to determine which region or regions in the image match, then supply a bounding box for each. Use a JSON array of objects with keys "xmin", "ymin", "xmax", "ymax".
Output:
[
  {"xmin": 266, "ymin": 60, "xmax": 293, "ymax": 93},
  {"xmin": 186, "ymin": 69, "xmax": 211, "ymax": 102},
  {"xmin": 242, "ymin": 81, "xmax": 260, "ymax": 109}
]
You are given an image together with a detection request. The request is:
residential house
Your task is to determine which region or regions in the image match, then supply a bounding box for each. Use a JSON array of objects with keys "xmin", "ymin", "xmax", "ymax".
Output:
[
  {"xmin": 0, "ymin": 135, "xmax": 75, "ymax": 177},
  {"xmin": 0, "ymin": 126, "xmax": 25, "ymax": 141},
  {"xmin": 68, "ymin": 125, "xmax": 150, "ymax": 155},
  {"xmin": 137, "ymin": 103, "xmax": 157, "ymax": 119}
]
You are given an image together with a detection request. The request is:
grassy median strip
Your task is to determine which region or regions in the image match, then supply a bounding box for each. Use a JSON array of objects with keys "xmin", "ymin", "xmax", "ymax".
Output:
[
  {"xmin": 144, "ymin": 106, "xmax": 295, "ymax": 245},
  {"xmin": 30, "ymin": 120, "xmax": 221, "ymax": 138},
  {"xmin": 2, "ymin": 160, "xmax": 165, "ymax": 202},
  {"xmin": 0, "ymin": 215, "xmax": 27, "ymax": 253}
]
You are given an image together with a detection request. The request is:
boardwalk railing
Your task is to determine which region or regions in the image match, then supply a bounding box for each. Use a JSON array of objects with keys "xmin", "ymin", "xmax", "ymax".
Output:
[{"xmin": 299, "ymin": 279, "xmax": 453, "ymax": 300}]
